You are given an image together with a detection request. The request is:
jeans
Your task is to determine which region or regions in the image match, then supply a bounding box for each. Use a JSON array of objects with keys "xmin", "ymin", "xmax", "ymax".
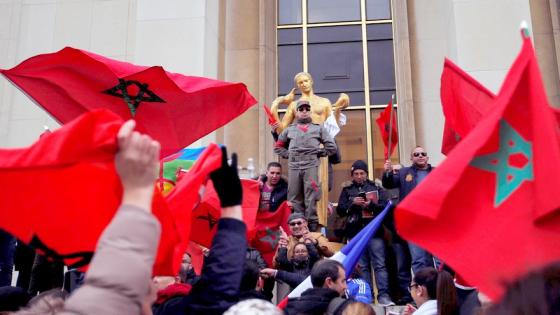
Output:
[
  {"xmin": 359, "ymin": 237, "xmax": 390, "ymax": 298},
  {"xmin": 0, "ymin": 230, "xmax": 16, "ymax": 286},
  {"xmin": 409, "ymin": 242, "xmax": 434, "ymax": 274},
  {"xmin": 392, "ymin": 242, "xmax": 412, "ymax": 297}
]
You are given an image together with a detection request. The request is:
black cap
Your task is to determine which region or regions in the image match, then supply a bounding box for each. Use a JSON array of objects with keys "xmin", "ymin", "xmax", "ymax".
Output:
[
  {"xmin": 296, "ymin": 100, "xmax": 311, "ymax": 110},
  {"xmin": 287, "ymin": 212, "xmax": 306, "ymax": 224},
  {"xmin": 351, "ymin": 160, "xmax": 368, "ymax": 175}
]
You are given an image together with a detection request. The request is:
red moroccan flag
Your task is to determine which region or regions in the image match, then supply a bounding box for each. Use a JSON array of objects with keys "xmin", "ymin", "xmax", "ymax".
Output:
[
  {"xmin": 189, "ymin": 179, "xmax": 260, "ymax": 248},
  {"xmin": 440, "ymin": 58, "xmax": 496, "ymax": 155},
  {"xmin": 0, "ymin": 47, "xmax": 257, "ymax": 156},
  {"xmin": 0, "ymin": 109, "xmax": 181, "ymax": 276},
  {"xmin": 165, "ymin": 143, "xmax": 223, "ymax": 272},
  {"xmin": 396, "ymin": 37, "xmax": 560, "ymax": 300},
  {"xmin": 250, "ymin": 201, "xmax": 292, "ymax": 267},
  {"xmin": 189, "ymin": 181, "xmax": 221, "ymax": 247},
  {"xmin": 375, "ymin": 100, "xmax": 398, "ymax": 159}
]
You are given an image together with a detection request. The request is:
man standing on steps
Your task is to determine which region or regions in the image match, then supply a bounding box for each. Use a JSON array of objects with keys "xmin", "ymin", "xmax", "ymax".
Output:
[
  {"xmin": 382, "ymin": 146, "xmax": 436, "ymax": 274},
  {"xmin": 337, "ymin": 160, "xmax": 395, "ymax": 306}
]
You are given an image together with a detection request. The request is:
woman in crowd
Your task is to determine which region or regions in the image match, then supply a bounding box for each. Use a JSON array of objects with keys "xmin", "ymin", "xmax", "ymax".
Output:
[
  {"xmin": 260, "ymin": 240, "xmax": 320, "ymax": 289},
  {"xmin": 404, "ymin": 267, "xmax": 458, "ymax": 315}
]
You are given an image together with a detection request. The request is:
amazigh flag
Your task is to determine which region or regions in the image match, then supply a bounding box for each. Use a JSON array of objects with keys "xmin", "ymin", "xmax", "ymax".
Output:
[
  {"xmin": 250, "ymin": 201, "xmax": 292, "ymax": 267},
  {"xmin": 396, "ymin": 36, "xmax": 560, "ymax": 300},
  {"xmin": 159, "ymin": 146, "xmax": 209, "ymax": 195},
  {"xmin": 189, "ymin": 179, "xmax": 260, "ymax": 248},
  {"xmin": 440, "ymin": 58, "xmax": 496, "ymax": 155},
  {"xmin": 375, "ymin": 100, "xmax": 398, "ymax": 159},
  {"xmin": 278, "ymin": 202, "xmax": 392, "ymax": 309},
  {"xmin": 0, "ymin": 47, "xmax": 257, "ymax": 156},
  {"xmin": 0, "ymin": 109, "xmax": 181, "ymax": 276}
]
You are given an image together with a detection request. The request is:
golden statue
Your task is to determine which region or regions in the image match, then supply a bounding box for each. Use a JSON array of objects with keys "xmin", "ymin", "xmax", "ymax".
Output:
[{"xmin": 271, "ymin": 72, "xmax": 349, "ymax": 227}]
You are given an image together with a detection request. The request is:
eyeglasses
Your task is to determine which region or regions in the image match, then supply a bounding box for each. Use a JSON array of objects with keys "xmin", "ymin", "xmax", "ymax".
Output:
[
  {"xmin": 408, "ymin": 283, "xmax": 419, "ymax": 292},
  {"xmin": 297, "ymin": 107, "xmax": 311, "ymax": 112},
  {"xmin": 289, "ymin": 220, "xmax": 304, "ymax": 226},
  {"xmin": 413, "ymin": 152, "xmax": 427, "ymax": 157}
]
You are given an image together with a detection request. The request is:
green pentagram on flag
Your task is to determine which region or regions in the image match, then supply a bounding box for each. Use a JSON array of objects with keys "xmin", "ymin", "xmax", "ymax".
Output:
[
  {"xmin": 471, "ymin": 119, "xmax": 533, "ymax": 207},
  {"xmin": 259, "ymin": 227, "xmax": 280, "ymax": 249}
]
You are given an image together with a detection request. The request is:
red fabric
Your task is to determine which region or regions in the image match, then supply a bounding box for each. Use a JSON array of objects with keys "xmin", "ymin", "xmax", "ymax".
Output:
[
  {"xmin": 0, "ymin": 47, "xmax": 257, "ymax": 156},
  {"xmin": 186, "ymin": 241, "xmax": 205, "ymax": 275},
  {"xmin": 155, "ymin": 283, "xmax": 192, "ymax": 304},
  {"xmin": 274, "ymin": 140, "xmax": 286, "ymax": 148},
  {"xmin": 263, "ymin": 104, "xmax": 278, "ymax": 126},
  {"xmin": 0, "ymin": 109, "xmax": 181, "ymax": 276},
  {"xmin": 165, "ymin": 143, "xmax": 223, "ymax": 273},
  {"xmin": 250, "ymin": 201, "xmax": 292, "ymax": 267},
  {"xmin": 189, "ymin": 179, "xmax": 260, "ymax": 248},
  {"xmin": 440, "ymin": 58, "xmax": 496, "ymax": 155},
  {"xmin": 189, "ymin": 181, "xmax": 221, "ymax": 247},
  {"xmin": 375, "ymin": 100, "xmax": 398, "ymax": 159},
  {"xmin": 395, "ymin": 38, "xmax": 560, "ymax": 300},
  {"xmin": 297, "ymin": 124, "xmax": 309, "ymax": 133}
]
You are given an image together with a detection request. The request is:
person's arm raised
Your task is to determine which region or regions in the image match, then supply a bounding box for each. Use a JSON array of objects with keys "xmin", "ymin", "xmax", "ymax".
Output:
[
  {"xmin": 210, "ymin": 147, "xmax": 243, "ymax": 220},
  {"xmin": 61, "ymin": 120, "xmax": 161, "ymax": 315},
  {"xmin": 116, "ymin": 120, "xmax": 160, "ymax": 210},
  {"xmin": 184, "ymin": 147, "xmax": 247, "ymax": 314}
]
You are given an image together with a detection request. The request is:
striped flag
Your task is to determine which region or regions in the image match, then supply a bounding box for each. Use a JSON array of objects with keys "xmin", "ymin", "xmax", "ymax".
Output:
[{"xmin": 159, "ymin": 146, "xmax": 210, "ymax": 194}]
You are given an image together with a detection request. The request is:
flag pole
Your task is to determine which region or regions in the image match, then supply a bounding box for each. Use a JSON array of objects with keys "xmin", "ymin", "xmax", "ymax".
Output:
[
  {"xmin": 387, "ymin": 94, "xmax": 396, "ymax": 159},
  {"xmin": 520, "ymin": 20, "xmax": 530, "ymax": 39}
]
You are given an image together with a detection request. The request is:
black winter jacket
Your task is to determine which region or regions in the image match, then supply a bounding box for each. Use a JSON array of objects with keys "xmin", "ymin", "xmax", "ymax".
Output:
[
  {"xmin": 274, "ymin": 244, "xmax": 319, "ymax": 288},
  {"xmin": 285, "ymin": 288, "xmax": 350, "ymax": 315},
  {"xmin": 246, "ymin": 247, "xmax": 268, "ymax": 269},
  {"xmin": 159, "ymin": 219, "xmax": 247, "ymax": 315},
  {"xmin": 381, "ymin": 164, "xmax": 434, "ymax": 201},
  {"xmin": 336, "ymin": 179, "xmax": 386, "ymax": 239}
]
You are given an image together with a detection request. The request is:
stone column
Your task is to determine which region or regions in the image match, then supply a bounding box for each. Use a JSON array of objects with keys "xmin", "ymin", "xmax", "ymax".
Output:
[{"xmin": 223, "ymin": 0, "xmax": 260, "ymax": 170}]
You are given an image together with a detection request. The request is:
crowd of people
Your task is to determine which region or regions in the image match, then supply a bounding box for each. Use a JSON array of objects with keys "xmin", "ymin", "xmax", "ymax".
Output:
[{"xmin": 0, "ymin": 99, "xmax": 559, "ymax": 313}]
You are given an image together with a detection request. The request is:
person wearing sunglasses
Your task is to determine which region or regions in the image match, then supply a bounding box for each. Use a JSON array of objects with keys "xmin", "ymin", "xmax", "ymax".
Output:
[
  {"xmin": 270, "ymin": 72, "xmax": 349, "ymax": 231},
  {"xmin": 274, "ymin": 100, "xmax": 337, "ymax": 232},
  {"xmin": 382, "ymin": 146, "xmax": 436, "ymax": 275},
  {"xmin": 272, "ymin": 213, "xmax": 334, "ymax": 268}
]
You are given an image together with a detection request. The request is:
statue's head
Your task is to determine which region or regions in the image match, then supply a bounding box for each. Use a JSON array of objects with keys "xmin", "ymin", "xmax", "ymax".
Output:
[
  {"xmin": 293, "ymin": 72, "xmax": 313, "ymax": 86},
  {"xmin": 293, "ymin": 72, "xmax": 314, "ymax": 93}
]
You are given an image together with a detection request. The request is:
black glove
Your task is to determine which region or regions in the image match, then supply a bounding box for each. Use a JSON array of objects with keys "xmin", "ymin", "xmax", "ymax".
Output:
[
  {"xmin": 317, "ymin": 149, "xmax": 328, "ymax": 157},
  {"xmin": 210, "ymin": 147, "xmax": 243, "ymax": 207}
]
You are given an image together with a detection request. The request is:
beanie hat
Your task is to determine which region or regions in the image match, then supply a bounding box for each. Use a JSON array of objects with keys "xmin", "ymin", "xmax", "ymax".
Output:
[
  {"xmin": 351, "ymin": 160, "xmax": 368, "ymax": 175},
  {"xmin": 287, "ymin": 212, "xmax": 306, "ymax": 224}
]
